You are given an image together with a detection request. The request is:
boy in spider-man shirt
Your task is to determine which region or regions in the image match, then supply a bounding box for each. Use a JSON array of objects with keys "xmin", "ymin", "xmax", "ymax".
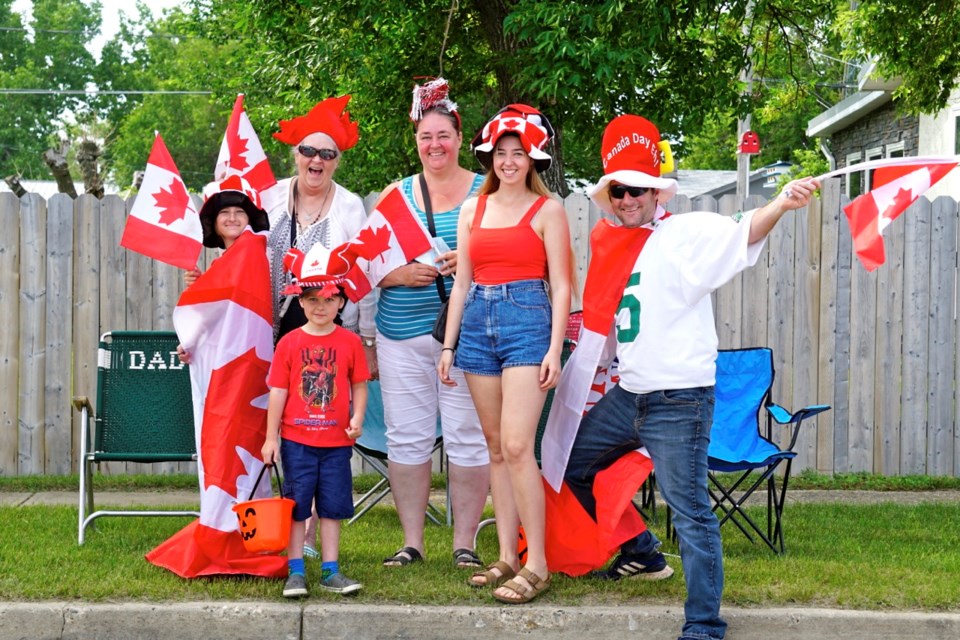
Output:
[{"xmin": 262, "ymin": 278, "xmax": 368, "ymax": 598}]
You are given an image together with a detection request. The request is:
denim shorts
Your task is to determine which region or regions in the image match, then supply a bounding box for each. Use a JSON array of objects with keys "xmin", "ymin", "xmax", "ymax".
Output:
[
  {"xmin": 280, "ymin": 439, "xmax": 354, "ymax": 521},
  {"xmin": 455, "ymin": 279, "xmax": 552, "ymax": 376}
]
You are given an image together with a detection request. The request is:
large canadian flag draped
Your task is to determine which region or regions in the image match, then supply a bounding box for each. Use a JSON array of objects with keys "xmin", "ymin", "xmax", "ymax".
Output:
[
  {"xmin": 843, "ymin": 162, "xmax": 957, "ymax": 271},
  {"xmin": 146, "ymin": 230, "xmax": 286, "ymax": 578},
  {"xmin": 120, "ymin": 133, "xmax": 203, "ymax": 270},
  {"xmin": 215, "ymin": 94, "xmax": 277, "ymax": 194},
  {"xmin": 539, "ymin": 219, "xmax": 660, "ymax": 575}
]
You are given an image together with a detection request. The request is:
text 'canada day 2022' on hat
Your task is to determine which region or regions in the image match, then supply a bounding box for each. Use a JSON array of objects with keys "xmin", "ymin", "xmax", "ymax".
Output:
[{"xmin": 588, "ymin": 114, "xmax": 678, "ymax": 214}]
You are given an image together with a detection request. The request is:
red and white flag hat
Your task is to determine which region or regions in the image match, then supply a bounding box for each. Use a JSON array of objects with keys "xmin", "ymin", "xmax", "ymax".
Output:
[
  {"xmin": 471, "ymin": 104, "xmax": 554, "ymax": 173},
  {"xmin": 588, "ymin": 115, "xmax": 678, "ymax": 213},
  {"xmin": 214, "ymin": 94, "xmax": 277, "ymax": 194},
  {"xmin": 120, "ymin": 133, "xmax": 202, "ymax": 270}
]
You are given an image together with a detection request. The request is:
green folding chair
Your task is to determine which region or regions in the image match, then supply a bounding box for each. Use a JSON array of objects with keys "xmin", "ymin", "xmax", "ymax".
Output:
[{"xmin": 75, "ymin": 331, "xmax": 199, "ymax": 544}]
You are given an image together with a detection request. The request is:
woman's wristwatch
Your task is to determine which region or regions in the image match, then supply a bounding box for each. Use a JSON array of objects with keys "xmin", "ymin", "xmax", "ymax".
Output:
[{"xmin": 362, "ymin": 336, "xmax": 376, "ymax": 347}]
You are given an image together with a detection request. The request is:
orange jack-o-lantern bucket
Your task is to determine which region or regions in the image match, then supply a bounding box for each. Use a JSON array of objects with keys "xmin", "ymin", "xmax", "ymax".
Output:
[{"xmin": 232, "ymin": 463, "xmax": 295, "ymax": 554}]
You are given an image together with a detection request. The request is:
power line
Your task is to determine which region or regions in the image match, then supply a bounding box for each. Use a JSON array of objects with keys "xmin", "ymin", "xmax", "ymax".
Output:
[
  {"xmin": 0, "ymin": 26, "xmax": 187, "ymax": 40},
  {"xmin": 0, "ymin": 89, "xmax": 211, "ymax": 95}
]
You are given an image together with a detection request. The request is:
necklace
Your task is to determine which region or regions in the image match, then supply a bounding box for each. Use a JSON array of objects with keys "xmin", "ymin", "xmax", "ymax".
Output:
[{"xmin": 296, "ymin": 182, "xmax": 334, "ymax": 231}]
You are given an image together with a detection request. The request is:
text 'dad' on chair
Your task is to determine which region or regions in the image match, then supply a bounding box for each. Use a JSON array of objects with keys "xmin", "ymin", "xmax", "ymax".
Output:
[{"xmin": 75, "ymin": 331, "xmax": 199, "ymax": 544}]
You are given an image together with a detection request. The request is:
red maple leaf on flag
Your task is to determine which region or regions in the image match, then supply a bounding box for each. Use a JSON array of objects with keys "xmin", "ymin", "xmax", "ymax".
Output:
[
  {"xmin": 199, "ymin": 348, "xmax": 270, "ymax": 498},
  {"xmin": 153, "ymin": 178, "xmax": 191, "ymax": 225},
  {"xmin": 884, "ymin": 187, "xmax": 915, "ymax": 221},
  {"xmin": 352, "ymin": 225, "xmax": 393, "ymax": 260},
  {"xmin": 226, "ymin": 126, "xmax": 250, "ymax": 172}
]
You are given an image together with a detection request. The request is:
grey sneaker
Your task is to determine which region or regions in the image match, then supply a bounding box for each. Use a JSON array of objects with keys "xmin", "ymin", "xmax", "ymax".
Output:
[
  {"xmin": 320, "ymin": 572, "xmax": 362, "ymax": 595},
  {"xmin": 282, "ymin": 573, "xmax": 308, "ymax": 597},
  {"xmin": 592, "ymin": 550, "xmax": 675, "ymax": 581}
]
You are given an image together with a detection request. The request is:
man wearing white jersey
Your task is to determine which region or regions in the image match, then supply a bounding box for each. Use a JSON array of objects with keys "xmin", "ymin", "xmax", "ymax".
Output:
[{"xmin": 563, "ymin": 114, "xmax": 818, "ymax": 640}]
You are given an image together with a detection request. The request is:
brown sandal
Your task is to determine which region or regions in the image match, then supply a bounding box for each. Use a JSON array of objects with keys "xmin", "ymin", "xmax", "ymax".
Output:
[
  {"xmin": 468, "ymin": 560, "xmax": 516, "ymax": 588},
  {"xmin": 492, "ymin": 567, "xmax": 551, "ymax": 604}
]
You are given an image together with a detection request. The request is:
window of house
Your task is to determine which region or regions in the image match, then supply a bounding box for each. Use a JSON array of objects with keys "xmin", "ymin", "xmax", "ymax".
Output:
[
  {"xmin": 886, "ymin": 141, "xmax": 905, "ymax": 159},
  {"xmin": 865, "ymin": 146, "xmax": 883, "ymax": 190},
  {"xmin": 955, "ymin": 113, "xmax": 960, "ymax": 155},
  {"xmin": 846, "ymin": 152, "xmax": 863, "ymax": 199}
]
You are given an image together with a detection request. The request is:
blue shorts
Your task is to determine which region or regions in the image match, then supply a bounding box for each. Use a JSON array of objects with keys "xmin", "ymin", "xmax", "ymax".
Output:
[
  {"xmin": 455, "ymin": 279, "xmax": 552, "ymax": 376},
  {"xmin": 280, "ymin": 439, "xmax": 354, "ymax": 521}
]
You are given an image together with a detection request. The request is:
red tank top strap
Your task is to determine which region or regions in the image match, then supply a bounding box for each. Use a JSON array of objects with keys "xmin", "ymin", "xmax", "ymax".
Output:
[
  {"xmin": 519, "ymin": 196, "xmax": 548, "ymax": 226},
  {"xmin": 471, "ymin": 194, "xmax": 488, "ymax": 230}
]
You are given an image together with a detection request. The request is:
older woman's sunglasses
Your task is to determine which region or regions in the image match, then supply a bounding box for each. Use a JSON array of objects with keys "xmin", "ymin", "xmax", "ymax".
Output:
[
  {"xmin": 609, "ymin": 184, "xmax": 651, "ymax": 199},
  {"xmin": 297, "ymin": 145, "xmax": 339, "ymax": 161}
]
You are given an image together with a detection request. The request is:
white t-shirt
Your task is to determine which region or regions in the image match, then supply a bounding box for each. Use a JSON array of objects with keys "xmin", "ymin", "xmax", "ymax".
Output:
[{"xmin": 614, "ymin": 207, "xmax": 765, "ymax": 394}]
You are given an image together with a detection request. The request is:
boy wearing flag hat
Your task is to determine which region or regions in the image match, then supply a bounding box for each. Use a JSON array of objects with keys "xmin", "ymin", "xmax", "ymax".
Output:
[
  {"xmin": 557, "ymin": 115, "xmax": 818, "ymax": 639},
  {"xmin": 262, "ymin": 243, "xmax": 370, "ymax": 598}
]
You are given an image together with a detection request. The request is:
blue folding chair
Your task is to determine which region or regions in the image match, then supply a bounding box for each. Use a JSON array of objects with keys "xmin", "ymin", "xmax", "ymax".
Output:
[
  {"xmin": 349, "ymin": 380, "xmax": 446, "ymax": 525},
  {"xmin": 706, "ymin": 347, "xmax": 830, "ymax": 553}
]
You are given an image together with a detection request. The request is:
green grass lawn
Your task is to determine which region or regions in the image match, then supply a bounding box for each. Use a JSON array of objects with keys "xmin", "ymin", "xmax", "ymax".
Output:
[{"xmin": 1, "ymin": 500, "xmax": 959, "ymax": 610}]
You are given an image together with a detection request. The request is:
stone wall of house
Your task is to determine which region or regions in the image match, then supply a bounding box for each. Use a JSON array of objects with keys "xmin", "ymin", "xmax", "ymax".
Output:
[{"xmin": 833, "ymin": 101, "xmax": 919, "ymax": 167}]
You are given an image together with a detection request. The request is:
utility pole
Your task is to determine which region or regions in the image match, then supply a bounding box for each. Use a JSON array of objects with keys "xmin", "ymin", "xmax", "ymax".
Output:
[{"xmin": 735, "ymin": 0, "xmax": 755, "ymax": 208}]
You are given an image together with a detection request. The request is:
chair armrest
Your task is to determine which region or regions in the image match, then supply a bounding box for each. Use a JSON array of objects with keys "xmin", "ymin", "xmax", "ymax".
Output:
[
  {"xmin": 767, "ymin": 403, "xmax": 831, "ymax": 425},
  {"xmin": 72, "ymin": 396, "xmax": 92, "ymax": 412}
]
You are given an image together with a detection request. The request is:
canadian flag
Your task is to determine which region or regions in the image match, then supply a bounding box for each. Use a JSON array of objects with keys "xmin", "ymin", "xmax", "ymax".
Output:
[
  {"xmin": 215, "ymin": 94, "xmax": 277, "ymax": 194},
  {"xmin": 539, "ymin": 219, "xmax": 659, "ymax": 575},
  {"xmin": 120, "ymin": 133, "xmax": 202, "ymax": 270},
  {"xmin": 844, "ymin": 162, "xmax": 957, "ymax": 271},
  {"xmin": 350, "ymin": 186, "xmax": 435, "ymax": 293},
  {"xmin": 146, "ymin": 230, "xmax": 286, "ymax": 578}
]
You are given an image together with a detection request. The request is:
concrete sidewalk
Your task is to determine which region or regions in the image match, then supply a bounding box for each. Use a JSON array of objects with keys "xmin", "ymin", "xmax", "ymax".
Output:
[
  {"xmin": 3, "ymin": 490, "xmax": 960, "ymax": 639},
  {"xmin": 1, "ymin": 601, "xmax": 959, "ymax": 640}
]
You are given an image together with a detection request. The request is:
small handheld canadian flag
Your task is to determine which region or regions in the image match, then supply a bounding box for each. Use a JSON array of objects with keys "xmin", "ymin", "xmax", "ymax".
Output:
[
  {"xmin": 843, "ymin": 161, "xmax": 957, "ymax": 271},
  {"xmin": 120, "ymin": 133, "xmax": 202, "ymax": 270},
  {"xmin": 214, "ymin": 94, "xmax": 277, "ymax": 194}
]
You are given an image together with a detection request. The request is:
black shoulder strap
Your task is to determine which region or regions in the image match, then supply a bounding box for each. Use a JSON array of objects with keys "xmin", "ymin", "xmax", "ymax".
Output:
[{"xmin": 418, "ymin": 173, "xmax": 447, "ymax": 303}]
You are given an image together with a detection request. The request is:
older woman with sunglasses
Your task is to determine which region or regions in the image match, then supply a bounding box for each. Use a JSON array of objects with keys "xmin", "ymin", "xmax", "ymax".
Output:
[
  {"xmin": 263, "ymin": 95, "xmax": 378, "ymax": 562},
  {"xmin": 264, "ymin": 95, "xmax": 377, "ymax": 351}
]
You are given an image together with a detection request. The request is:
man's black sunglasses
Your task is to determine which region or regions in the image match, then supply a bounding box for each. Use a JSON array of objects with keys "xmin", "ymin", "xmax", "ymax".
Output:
[
  {"xmin": 298, "ymin": 145, "xmax": 339, "ymax": 161},
  {"xmin": 609, "ymin": 184, "xmax": 651, "ymax": 199}
]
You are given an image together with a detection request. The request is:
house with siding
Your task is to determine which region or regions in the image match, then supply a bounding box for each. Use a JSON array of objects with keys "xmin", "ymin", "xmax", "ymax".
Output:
[{"xmin": 806, "ymin": 60, "xmax": 960, "ymax": 198}]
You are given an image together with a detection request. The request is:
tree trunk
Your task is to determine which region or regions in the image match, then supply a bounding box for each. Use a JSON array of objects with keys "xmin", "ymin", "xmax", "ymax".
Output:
[
  {"xmin": 3, "ymin": 175, "xmax": 27, "ymax": 198},
  {"xmin": 42, "ymin": 147, "xmax": 78, "ymax": 198},
  {"xmin": 473, "ymin": 0, "xmax": 568, "ymax": 195},
  {"xmin": 76, "ymin": 140, "xmax": 105, "ymax": 199}
]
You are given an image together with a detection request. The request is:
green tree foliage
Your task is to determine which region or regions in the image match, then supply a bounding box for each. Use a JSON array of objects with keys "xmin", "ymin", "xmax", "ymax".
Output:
[
  {"xmin": 680, "ymin": 1, "xmax": 844, "ymax": 170},
  {"xmin": 837, "ymin": 0, "xmax": 960, "ymax": 115},
  {"xmin": 0, "ymin": 0, "xmax": 99, "ymax": 180}
]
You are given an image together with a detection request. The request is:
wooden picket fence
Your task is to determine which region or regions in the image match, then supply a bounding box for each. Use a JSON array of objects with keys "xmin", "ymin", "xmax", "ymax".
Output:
[{"xmin": 1, "ymin": 181, "xmax": 958, "ymax": 477}]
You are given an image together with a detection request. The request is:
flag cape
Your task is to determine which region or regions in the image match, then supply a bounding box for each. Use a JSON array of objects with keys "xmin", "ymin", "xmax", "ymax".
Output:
[
  {"xmin": 215, "ymin": 94, "xmax": 277, "ymax": 193},
  {"xmin": 354, "ymin": 186, "xmax": 434, "ymax": 291},
  {"xmin": 843, "ymin": 162, "xmax": 957, "ymax": 271},
  {"xmin": 120, "ymin": 133, "xmax": 202, "ymax": 270},
  {"xmin": 146, "ymin": 230, "xmax": 286, "ymax": 578},
  {"xmin": 541, "ymin": 219, "xmax": 656, "ymax": 490},
  {"xmin": 538, "ymin": 219, "xmax": 659, "ymax": 575},
  {"xmin": 544, "ymin": 451, "xmax": 652, "ymax": 576}
]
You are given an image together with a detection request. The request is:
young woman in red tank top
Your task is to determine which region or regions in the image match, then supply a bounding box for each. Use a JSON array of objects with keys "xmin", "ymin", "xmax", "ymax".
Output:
[{"xmin": 438, "ymin": 105, "xmax": 571, "ymax": 604}]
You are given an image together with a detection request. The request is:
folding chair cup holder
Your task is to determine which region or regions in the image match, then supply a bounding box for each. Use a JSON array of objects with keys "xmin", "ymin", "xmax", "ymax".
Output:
[
  {"xmin": 232, "ymin": 464, "xmax": 294, "ymax": 554},
  {"xmin": 75, "ymin": 331, "xmax": 200, "ymax": 544},
  {"xmin": 667, "ymin": 347, "xmax": 830, "ymax": 554}
]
